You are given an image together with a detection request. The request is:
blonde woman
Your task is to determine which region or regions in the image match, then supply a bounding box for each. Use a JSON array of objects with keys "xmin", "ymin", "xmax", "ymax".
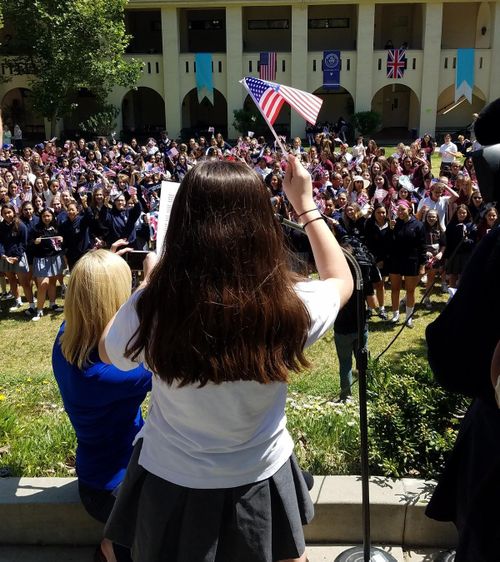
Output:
[{"xmin": 52, "ymin": 250, "xmax": 152, "ymax": 562}]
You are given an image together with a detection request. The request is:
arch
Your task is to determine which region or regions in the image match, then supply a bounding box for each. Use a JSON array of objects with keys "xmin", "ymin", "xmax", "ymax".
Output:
[
  {"xmin": 122, "ymin": 87, "xmax": 165, "ymax": 137},
  {"xmin": 371, "ymin": 84, "xmax": 420, "ymax": 140},
  {"xmin": 182, "ymin": 88, "xmax": 228, "ymax": 138},
  {"xmin": 436, "ymin": 84, "xmax": 486, "ymax": 130},
  {"xmin": 1, "ymin": 87, "xmax": 44, "ymax": 139},
  {"xmin": 242, "ymin": 94, "xmax": 291, "ymax": 139},
  {"xmin": 312, "ymin": 86, "xmax": 355, "ymax": 126}
]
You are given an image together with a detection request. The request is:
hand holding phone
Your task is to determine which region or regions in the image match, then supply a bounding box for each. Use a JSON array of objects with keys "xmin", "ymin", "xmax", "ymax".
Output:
[{"xmin": 124, "ymin": 250, "xmax": 149, "ymax": 271}]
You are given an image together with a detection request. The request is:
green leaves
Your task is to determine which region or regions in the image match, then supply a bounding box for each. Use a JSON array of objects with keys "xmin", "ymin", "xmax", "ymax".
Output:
[{"xmin": 1, "ymin": 0, "xmax": 141, "ymax": 127}]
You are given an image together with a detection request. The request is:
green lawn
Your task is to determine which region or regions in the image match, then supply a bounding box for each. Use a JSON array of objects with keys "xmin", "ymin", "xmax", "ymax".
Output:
[
  {"xmin": 0, "ymin": 147, "xmax": 457, "ymax": 478},
  {"xmin": 0, "ymin": 282, "xmax": 451, "ymax": 478}
]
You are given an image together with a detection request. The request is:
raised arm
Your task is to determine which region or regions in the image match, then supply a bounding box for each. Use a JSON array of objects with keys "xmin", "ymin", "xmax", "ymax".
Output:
[{"xmin": 283, "ymin": 154, "xmax": 353, "ymax": 307}]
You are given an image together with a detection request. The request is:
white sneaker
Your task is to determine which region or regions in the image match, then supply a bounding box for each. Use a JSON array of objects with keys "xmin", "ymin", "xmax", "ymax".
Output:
[
  {"xmin": 405, "ymin": 317, "xmax": 414, "ymax": 328},
  {"xmin": 390, "ymin": 313, "xmax": 400, "ymax": 324},
  {"xmin": 8, "ymin": 302, "xmax": 22, "ymax": 312},
  {"xmin": 32, "ymin": 310, "xmax": 43, "ymax": 322}
]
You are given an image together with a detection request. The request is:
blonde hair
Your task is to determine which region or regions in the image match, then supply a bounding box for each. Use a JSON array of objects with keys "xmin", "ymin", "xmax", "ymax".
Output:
[{"xmin": 60, "ymin": 250, "xmax": 132, "ymax": 369}]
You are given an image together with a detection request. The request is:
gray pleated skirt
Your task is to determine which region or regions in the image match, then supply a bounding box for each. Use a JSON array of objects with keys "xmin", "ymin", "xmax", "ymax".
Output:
[
  {"xmin": 105, "ymin": 440, "xmax": 314, "ymax": 562},
  {"xmin": 33, "ymin": 254, "xmax": 64, "ymax": 277},
  {"xmin": 0, "ymin": 253, "xmax": 29, "ymax": 274}
]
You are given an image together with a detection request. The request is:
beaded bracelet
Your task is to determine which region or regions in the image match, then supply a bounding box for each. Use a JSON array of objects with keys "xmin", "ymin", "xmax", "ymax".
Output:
[
  {"xmin": 303, "ymin": 216, "xmax": 324, "ymax": 230},
  {"xmin": 297, "ymin": 208, "xmax": 318, "ymax": 217}
]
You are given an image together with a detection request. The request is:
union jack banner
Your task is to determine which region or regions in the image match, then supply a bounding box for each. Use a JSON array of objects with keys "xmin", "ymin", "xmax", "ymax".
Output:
[{"xmin": 386, "ymin": 49, "xmax": 407, "ymax": 79}]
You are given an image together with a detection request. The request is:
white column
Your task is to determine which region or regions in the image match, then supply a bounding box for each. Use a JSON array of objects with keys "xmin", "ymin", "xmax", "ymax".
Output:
[
  {"xmin": 290, "ymin": 4, "xmax": 308, "ymax": 139},
  {"xmin": 161, "ymin": 7, "xmax": 181, "ymax": 138},
  {"xmin": 419, "ymin": 3, "xmax": 443, "ymax": 137},
  {"xmin": 355, "ymin": 4, "xmax": 375, "ymax": 112},
  {"xmin": 225, "ymin": 6, "xmax": 243, "ymax": 139},
  {"xmin": 489, "ymin": 2, "xmax": 500, "ymax": 101}
]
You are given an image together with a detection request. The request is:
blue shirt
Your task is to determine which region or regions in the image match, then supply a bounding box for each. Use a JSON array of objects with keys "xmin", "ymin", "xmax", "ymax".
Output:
[{"xmin": 52, "ymin": 324, "xmax": 152, "ymax": 490}]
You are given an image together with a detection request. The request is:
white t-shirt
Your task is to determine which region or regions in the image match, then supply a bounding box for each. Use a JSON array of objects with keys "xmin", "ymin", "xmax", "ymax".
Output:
[
  {"xmin": 438, "ymin": 142, "xmax": 458, "ymax": 164},
  {"xmin": 104, "ymin": 279, "xmax": 340, "ymax": 489},
  {"xmin": 417, "ymin": 195, "xmax": 451, "ymax": 231}
]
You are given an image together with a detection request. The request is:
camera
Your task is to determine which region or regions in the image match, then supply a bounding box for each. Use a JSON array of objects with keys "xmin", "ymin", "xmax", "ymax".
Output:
[{"xmin": 125, "ymin": 250, "xmax": 148, "ymax": 271}]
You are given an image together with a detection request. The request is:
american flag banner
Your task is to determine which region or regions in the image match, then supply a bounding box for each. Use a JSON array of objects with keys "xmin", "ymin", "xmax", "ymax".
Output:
[
  {"xmin": 386, "ymin": 49, "xmax": 407, "ymax": 79},
  {"xmin": 259, "ymin": 52, "xmax": 277, "ymax": 81},
  {"xmin": 240, "ymin": 77, "xmax": 323, "ymax": 126}
]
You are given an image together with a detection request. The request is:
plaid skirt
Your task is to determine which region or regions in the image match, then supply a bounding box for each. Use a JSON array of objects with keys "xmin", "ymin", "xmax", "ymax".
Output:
[
  {"xmin": 105, "ymin": 440, "xmax": 314, "ymax": 562},
  {"xmin": 33, "ymin": 254, "xmax": 64, "ymax": 278},
  {"xmin": 0, "ymin": 253, "xmax": 30, "ymax": 274}
]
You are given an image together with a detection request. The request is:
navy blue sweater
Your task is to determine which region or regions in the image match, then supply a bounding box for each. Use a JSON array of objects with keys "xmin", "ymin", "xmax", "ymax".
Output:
[{"xmin": 0, "ymin": 220, "xmax": 28, "ymax": 259}]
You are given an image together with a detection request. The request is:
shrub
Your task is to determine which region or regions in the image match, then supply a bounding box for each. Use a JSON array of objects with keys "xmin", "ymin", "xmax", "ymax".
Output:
[
  {"xmin": 232, "ymin": 108, "xmax": 267, "ymax": 137},
  {"xmin": 352, "ymin": 111, "xmax": 382, "ymax": 136},
  {"xmin": 79, "ymin": 103, "xmax": 120, "ymax": 137},
  {"xmin": 367, "ymin": 354, "xmax": 470, "ymax": 478}
]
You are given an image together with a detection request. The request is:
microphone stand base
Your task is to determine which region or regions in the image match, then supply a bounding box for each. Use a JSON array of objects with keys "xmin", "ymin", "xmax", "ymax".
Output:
[{"xmin": 334, "ymin": 546, "xmax": 398, "ymax": 562}]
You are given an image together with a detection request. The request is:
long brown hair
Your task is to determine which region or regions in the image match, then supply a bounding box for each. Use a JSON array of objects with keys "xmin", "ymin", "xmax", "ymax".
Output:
[{"xmin": 126, "ymin": 161, "xmax": 310, "ymax": 386}]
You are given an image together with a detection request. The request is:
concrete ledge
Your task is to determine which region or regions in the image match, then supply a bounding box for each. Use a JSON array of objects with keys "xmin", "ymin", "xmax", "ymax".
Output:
[{"xmin": 0, "ymin": 476, "xmax": 457, "ymax": 548}]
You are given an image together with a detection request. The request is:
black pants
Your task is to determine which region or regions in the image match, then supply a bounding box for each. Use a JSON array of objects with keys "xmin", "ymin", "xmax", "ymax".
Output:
[{"xmin": 79, "ymin": 481, "xmax": 132, "ymax": 562}]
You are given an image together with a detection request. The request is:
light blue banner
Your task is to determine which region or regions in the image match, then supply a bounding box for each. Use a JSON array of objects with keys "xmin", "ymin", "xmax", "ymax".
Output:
[
  {"xmin": 455, "ymin": 48, "xmax": 474, "ymax": 103},
  {"xmin": 195, "ymin": 53, "xmax": 214, "ymax": 105}
]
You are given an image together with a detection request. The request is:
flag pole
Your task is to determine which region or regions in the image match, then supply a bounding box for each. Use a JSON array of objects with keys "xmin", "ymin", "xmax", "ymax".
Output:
[{"xmin": 239, "ymin": 79, "xmax": 288, "ymax": 156}]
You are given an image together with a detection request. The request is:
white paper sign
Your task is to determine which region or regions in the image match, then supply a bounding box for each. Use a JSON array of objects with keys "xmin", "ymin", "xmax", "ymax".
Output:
[{"xmin": 156, "ymin": 180, "xmax": 181, "ymax": 254}]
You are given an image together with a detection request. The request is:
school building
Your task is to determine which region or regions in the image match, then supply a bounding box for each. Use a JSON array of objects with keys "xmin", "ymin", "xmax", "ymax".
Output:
[{"xmin": 1, "ymin": 0, "xmax": 499, "ymax": 141}]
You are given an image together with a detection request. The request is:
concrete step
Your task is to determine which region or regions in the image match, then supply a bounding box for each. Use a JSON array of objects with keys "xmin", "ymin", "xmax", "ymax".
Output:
[
  {"xmin": 0, "ymin": 476, "xmax": 457, "ymax": 549},
  {"xmin": 0, "ymin": 545, "xmax": 454, "ymax": 562}
]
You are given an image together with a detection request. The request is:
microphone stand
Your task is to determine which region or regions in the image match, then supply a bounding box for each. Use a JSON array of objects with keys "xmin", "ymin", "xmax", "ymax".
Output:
[{"xmin": 276, "ymin": 214, "xmax": 396, "ymax": 562}]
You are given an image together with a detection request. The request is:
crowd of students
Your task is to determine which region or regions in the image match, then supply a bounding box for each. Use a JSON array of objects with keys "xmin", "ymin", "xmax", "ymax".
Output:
[{"xmin": 0, "ymin": 125, "xmax": 497, "ymax": 326}]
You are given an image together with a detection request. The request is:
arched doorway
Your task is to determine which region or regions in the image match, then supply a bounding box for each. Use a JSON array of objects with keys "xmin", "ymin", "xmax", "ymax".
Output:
[
  {"xmin": 1, "ymin": 88, "xmax": 44, "ymax": 139},
  {"xmin": 313, "ymin": 86, "xmax": 354, "ymax": 126},
  {"xmin": 122, "ymin": 87, "xmax": 165, "ymax": 136},
  {"xmin": 371, "ymin": 84, "xmax": 420, "ymax": 141},
  {"xmin": 436, "ymin": 85, "xmax": 486, "ymax": 132},
  {"xmin": 181, "ymin": 89, "xmax": 228, "ymax": 138}
]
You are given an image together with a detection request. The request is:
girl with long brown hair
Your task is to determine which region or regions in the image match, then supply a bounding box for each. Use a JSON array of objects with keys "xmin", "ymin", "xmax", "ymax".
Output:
[{"xmin": 99, "ymin": 155, "xmax": 352, "ymax": 562}]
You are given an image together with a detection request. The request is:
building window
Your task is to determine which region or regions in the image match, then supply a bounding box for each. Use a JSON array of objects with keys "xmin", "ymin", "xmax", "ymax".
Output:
[
  {"xmin": 188, "ymin": 19, "xmax": 225, "ymax": 31},
  {"xmin": 308, "ymin": 18, "xmax": 350, "ymax": 29},
  {"xmin": 248, "ymin": 19, "xmax": 289, "ymax": 30}
]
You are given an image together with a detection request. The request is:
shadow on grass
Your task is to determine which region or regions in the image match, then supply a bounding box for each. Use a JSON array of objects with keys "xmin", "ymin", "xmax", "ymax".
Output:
[{"xmin": 0, "ymin": 305, "xmax": 64, "ymax": 323}]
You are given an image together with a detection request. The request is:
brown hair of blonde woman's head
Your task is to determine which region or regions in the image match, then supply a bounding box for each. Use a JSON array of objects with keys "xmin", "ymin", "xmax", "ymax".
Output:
[{"xmin": 60, "ymin": 250, "xmax": 131, "ymax": 369}]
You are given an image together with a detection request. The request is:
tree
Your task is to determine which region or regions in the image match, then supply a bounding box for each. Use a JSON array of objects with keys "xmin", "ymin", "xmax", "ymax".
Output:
[{"xmin": 0, "ymin": 0, "xmax": 142, "ymax": 135}]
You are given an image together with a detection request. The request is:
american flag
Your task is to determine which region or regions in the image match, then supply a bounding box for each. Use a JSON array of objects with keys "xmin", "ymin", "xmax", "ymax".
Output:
[
  {"xmin": 241, "ymin": 77, "xmax": 323, "ymax": 126},
  {"xmin": 259, "ymin": 52, "xmax": 277, "ymax": 81},
  {"xmin": 386, "ymin": 49, "xmax": 407, "ymax": 79}
]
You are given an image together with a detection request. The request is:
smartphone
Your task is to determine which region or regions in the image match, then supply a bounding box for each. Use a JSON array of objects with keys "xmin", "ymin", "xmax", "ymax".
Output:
[{"xmin": 125, "ymin": 250, "xmax": 148, "ymax": 270}]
